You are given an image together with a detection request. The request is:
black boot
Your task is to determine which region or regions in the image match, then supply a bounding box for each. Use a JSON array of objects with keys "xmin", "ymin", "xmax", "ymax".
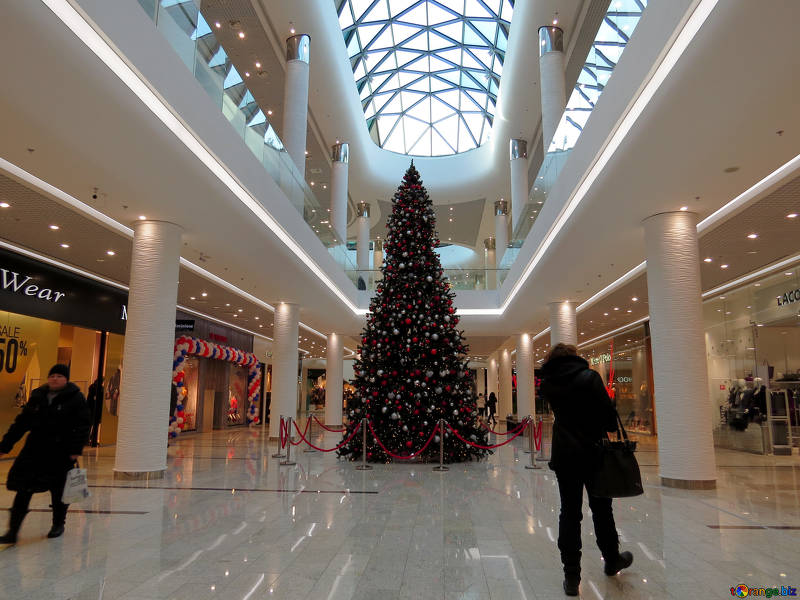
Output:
[
  {"xmin": 562, "ymin": 566, "xmax": 580, "ymax": 596},
  {"xmin": 604, "ymin": 550, "xmax": 633, "ymax": 576},
  {"xmin": 0, "ymin": 505, "xmax": 27, "ymax": 544},
  {"xmin": 47, "ymin": 503, "xmax": 68, "ymax": 539}
]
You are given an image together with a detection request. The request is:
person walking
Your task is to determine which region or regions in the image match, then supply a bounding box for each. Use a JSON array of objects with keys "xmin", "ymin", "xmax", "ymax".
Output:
[
  {"xmin": 0, "ymin": 364, "xmax": 91, "ymax": 544},
  {"xmin": 539, "ymin": 344, "xmax": 633, "ymax": 596},
  {"xmin": 486, "ymin": 392, "xmax": 498, "ymax": 426}
]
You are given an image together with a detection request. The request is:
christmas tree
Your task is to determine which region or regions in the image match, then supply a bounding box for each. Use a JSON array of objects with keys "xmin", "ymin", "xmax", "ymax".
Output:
[{"xmin": 338, "ymin": 163, "xmax": 489, "ymax": 463}]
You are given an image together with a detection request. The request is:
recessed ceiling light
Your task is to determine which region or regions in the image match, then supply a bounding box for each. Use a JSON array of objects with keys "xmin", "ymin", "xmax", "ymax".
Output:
[
  {"xmin": 603, "ymin": 312, "xmax": 609, "ymax": 316},
  {"xmin": 238, "ymin": 31, "xmax": 245, "ymax": 39},
  {"xmin": 0, "ymin": 202, "xmax": 10, "ymax": 208},
  {"xmin": 255, "ymin": 62, "xmax": 261, "ymax": 68},
  {"xmin": 214, "ymin": 21, "xmax": 221, "ymax": 28},
  {"xmin": 787, "ymin": 213, "xmax": 798, "ymax": 219},
  {"xmin": 703, "ymin": 257, "xmax": 713, "ymax": 263},
  {"xmin": 754, "ymin": 283, "xmax": 761, "ymax": 287},
  {"xmin": 290, "ymin": 27, "xmax": 296, "ymax": 34},
  {"xmin": 238, "ymin": 308, "xmax": 243, "ymax": 312},
  {"xmin": 190, "ymin": 296, "xmax": 196, "ymax": 300},
  {"xmin": 201, "ymin": 292, "xmax": 208, "ymax": 297},
  {"xmin": 106, "ymin": 250, "xmax": 115, "ymax": 256},
  {"xmin": 233, "ymin": 314, "xmax": 238, "ymax": 317},
  {"xmin": 613, "ymin": 307, "xmax": 619, "ymax": 311},
  {"xmin": 627, "ymin": 309, "xmax": 632, "ymax": 313},
  {"xmin": 679, "ymin": 206, "xmax": 688, "ymax": 211},
  {"xmin": 49, "ymin": 224, "xmax": 60, "ymax": 230},
  {"xmin": 267, "ymin": 110, "xmax": 273, "ymax": 116},
  {"xmin": 721, "ymin": 264, "xmax": 729, "ymax": 269},
  {"xmin": 245, "ymin": 72, "xmax": 250, "ymax": 77},
  {"xmin": 747, "ymin": 233, "xmax": 758, "ymax": 239},
  {"xmin": 785, "ymin": 272, "xmax": 794, "ymax": 276},
  {"xmin": 225, "ymin": 303, "xmax": 230, "ymax": 307},
  {"xmin": 138, "ymin": 215, "xmax": 146, "ymax": 220},
  {"xmin": 631, "ymin": 297, "xmax": 638, "ymax": 302},
  {"xmin": 719, "ymin": 296, "xmax": 725, "ymax": 300},
  {"xmin": 60, "ymin": 243, "xmax": 70, "ymax": 248}
]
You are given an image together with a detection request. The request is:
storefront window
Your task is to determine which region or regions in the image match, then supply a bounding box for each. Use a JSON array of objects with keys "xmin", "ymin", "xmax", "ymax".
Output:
[
  {"xmin": 227, "ymin": 364, "xmax": 247, "ymax": 426},
  {"xmin": 179, "ymin": 356, "xmax": 199, "ymax": 431},
  {"xmin": 583, "ymin": 324, "xmax": 655, "ymax": 435},
  {"xmin": 705, "ymin": 267, "xmax": 800, "ymax": 453}
]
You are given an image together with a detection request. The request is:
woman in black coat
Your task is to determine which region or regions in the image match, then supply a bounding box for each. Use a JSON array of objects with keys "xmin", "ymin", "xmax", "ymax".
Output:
[
  {"xmin": 539, "ymin": 344, "xmax": 633, "ymax": 596},
  {"xmin": 0, "ymin": 364, "xmax": 91, "ymax": 544},
  {"xmin": 486, "ymin": 391, "xmax": 498, "ymax": 426}
]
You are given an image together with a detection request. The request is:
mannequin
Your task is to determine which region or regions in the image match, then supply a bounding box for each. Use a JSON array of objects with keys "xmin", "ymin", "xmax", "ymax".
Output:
[
  {"xmin": 728, "ymin": 379, "xmax": 750, "ymax": 431},
  {"xmin": 751, "ymin": 377, "xmax": 766, "ymax": 420}
]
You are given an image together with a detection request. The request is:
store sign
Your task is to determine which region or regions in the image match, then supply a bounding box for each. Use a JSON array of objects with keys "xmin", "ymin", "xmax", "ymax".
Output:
[
  {"xmin": 590, "ymin": 353, "xmax": 612, "ymax": 366},
  {"xmin": 0, "ymin": 248, "xmax": 127, "ymax": 334},
  {"xmin": 209, "ymin": 332, "xmax": 228, "ymax": 343},
  {"xmin": 616, "ymin": 376, "xmax": 632, "ymax": 383},
  {"xmin": 776, "ymin": 287, "xmax": 800, "ymax": 307},
  {"xmin": 175, "ymin": 319, "xmax": 195, "ymax": 331}
]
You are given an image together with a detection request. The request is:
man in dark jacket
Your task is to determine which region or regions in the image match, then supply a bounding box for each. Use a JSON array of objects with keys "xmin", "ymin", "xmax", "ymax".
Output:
[
  {"xmin": 0, "ymin": 364, "xmax": 91, "ymax": 544},
  {"xmin": 539, "ymin": 344, "xmax": 633, "ymax": 596}
]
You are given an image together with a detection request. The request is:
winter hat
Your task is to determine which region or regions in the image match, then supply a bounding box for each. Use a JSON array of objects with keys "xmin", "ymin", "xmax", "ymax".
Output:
[{"xmin": 48, "ymin": 364, "xmax": 70, "ymax": 379}]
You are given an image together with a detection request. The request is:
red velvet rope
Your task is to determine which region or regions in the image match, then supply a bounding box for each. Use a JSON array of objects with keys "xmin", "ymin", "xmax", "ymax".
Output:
[
  {"xmin": 312, "ymin": 415, "xmax": 346, "ymax": 433},
  {"xmin": 289, "ymin": 418, "xmax": 311, "ymax": 446},
  {"xmin": 279, "ymin": 417, "xmax": 287, "ymax": 448},
  {"xmin": 446, "ymin": 418, "xmax": 530, "ymax": 449},
  {"xmin": 533, "ymin": 420, "xmax": 543, "ymax": 451},
  {"xmin": 292, "ymin": 419, "xmax": 363, "ymax": 452},
  {"xmin": 367, "ymin": 420, "xmax": 440, "ymax": 460},
  {"xmin": 480, "ymin": 418, "xmax": 529, "ymax": 436}
]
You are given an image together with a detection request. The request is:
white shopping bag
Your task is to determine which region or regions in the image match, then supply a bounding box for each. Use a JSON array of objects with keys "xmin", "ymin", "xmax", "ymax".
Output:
[{"xmin": 62, "ymin": 463, "xmax": 91, "ymax": 504}]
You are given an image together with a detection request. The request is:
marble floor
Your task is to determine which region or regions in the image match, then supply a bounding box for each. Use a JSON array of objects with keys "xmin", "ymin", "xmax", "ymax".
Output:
[{"xmin": 0, "ymin": 422, "xmax": 798, "ymax": 600}]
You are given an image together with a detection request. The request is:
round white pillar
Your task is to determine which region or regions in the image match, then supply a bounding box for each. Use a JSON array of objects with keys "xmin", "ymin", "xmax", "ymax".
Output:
[
  {"xmin": 516, "ymin": 333, "xmax": 534, "ymax": 418},
  {"xmin": 509, "ymin": 139, "xmax": 528, "ymax": 232},
  {"xmin": 270, "ymin": 303, "xmax": 300, "ymax": 438},
  {"xmin": 499, "ymin": 349, "xmax": 513, "ymax": 422},
  {"xmin": 644, "ymin": 211, "xmax": 716, "ymax": 489},
  {"xmin": 538, "ymin": 26, "xmax": 566, "ymax": 152},
  {"xmin": 330, "ymin": 142, "xmax": 349, "ymax": 245},
  {"xmin": 487, "ymin": 353, "xmax": 499, "ymax": 399},
  {"xmin": 356, "ymin": 201, "xmax": 371, "ymax": 272},
  {"xmin": 484, "ymin": 237, "xmax": 496, "ymax": 289},
  {"xmin": 114, "ymin": 221, "xmax": 182, "ymax": 478},
  {"xmin": 282, "ymin": 34, "xmax": 311, "ymax": 176},
  {"xmin": 324, "ymin": 333, "xmax": 343, "ymax": 427},
  {"xmin": 494, "ymin": 199, "xmax": 509, "ymax": 267},
  {"xmin": 549, "ymin": 301, "xmax": 577, "ymax": 347}
]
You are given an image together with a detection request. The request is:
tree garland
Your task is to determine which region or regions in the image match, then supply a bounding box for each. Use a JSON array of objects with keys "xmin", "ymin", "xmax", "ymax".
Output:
[{"xmin": 170, "ymin": 335, "xmax": 261, "ymax": 436}]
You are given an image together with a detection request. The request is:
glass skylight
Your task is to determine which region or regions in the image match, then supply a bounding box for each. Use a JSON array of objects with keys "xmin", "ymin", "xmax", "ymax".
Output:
[{"xmin": 336, "ymin": 0, "xmax": 514, "ymax": 156}]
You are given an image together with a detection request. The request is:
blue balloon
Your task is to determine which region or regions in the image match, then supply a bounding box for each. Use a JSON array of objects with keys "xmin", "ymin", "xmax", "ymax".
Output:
[
  {"xmin": 176, "ymin": 404, "xmax": 184, "ymax": 412},
  {"xmin": 176, "ymin": 382, "xmax": 184, "ymax": 388}
]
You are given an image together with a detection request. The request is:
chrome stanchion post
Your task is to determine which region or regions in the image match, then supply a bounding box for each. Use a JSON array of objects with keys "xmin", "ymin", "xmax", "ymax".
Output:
[
  {"xmin": 525, "ymin": 417, "xmax": 541, "ymax": 470},
  {"xmin": 433, "ymin": 419, "xmax": 449, "ymax": 472},
  {"xmin": 303, "ymin": 416, "xmax": 317, "ymax": 452},
  {"xmin": 355, "ymin": 418, "xmax": 372, "ymax": 471},
  {"xmin": 272, "ymin": 415, "xmax": 286, "ymax": 458},
  {"xmin": 523, "ymin": 414, "xmax": 532, "ymax": 453},
  {"xmin": 537, "ymin": 416, "xmax": 546, "ymax": 460},
  {"xmin": 280, "ymin": 416, "xmax": 296, "ymax": 466}
]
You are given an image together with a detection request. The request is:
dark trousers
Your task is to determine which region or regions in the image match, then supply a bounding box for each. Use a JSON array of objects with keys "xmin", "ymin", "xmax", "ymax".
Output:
[
  {"xmin": 8, "ymin": 485, "xmax": 69, "ymax": 534},
  {"xmin": 488, "ymin": 409, "xmax": 496, "ymax": 425},
  {"xmin": 555, "ymin": 470, "xmax": 619, "ymax": 577}
]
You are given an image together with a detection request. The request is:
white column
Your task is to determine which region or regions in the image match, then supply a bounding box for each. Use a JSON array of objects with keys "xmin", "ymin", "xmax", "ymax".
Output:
[
  {"xmin": 516, "ymin": 333, "xmax": 534, "ymax": 418},
  {"xmin": 484, "ymin": 237, "xmax": 496, "ymax": 289},
  {"xmin": 325, "ymin": 333, "xmax": 343, "ymax": 427},
  {"xmin": 270, "ymin": 303, "xmax": 300, "ymax": 438},
  {"xmin": 549, "ymin": 301, "xmax": 577, "ymax": 347},
  {"xmin": 330, "ymin": 142, "xmax": 349, "ymax": 245},
  {"xmin": 494, "ymin": 199, "xmax": 509, "ymax": 267},
  {"xmin": 499, "ymin": 349, "xmax": 513, "ymax": 422},
  {"xmin": 114, "ymin": 221, "xmax": 182, "ymax": 477},
  {"xmin": 509, "ymin": 139, "xmax": 528, "ymax": 231},
  {"xmin": 282, "ymin": 34, "xmax": 311, "ymax": 176},
  {"xmin": 538, "ymin": 26, "xmax": 566, "ymax": 153},
  {"xmin": 356, "ymin": 201, "xmax": 371, "ymax": 271},
  {"xmin": 487, "ymin": 353, "xmax": 499, "ymax": 399},
  {"xmin": 644, "ymin": 211, "xmax": 716, "ymax": 489}
]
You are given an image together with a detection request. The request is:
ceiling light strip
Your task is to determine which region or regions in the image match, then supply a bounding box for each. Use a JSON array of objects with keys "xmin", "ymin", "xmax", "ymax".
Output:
[
  {"xmin": 576, "ymin": 262, "xmax": 646, "ymax": 313},
  {"xmin": 501, "ymin": 0, "xmax": 719, "ymax": 314},
  {"xmin": 532, "ymin": 327, "xmax": 550, "ymax": 341},
  {"xmin": 577, "ymin": 316, "xmax": 649, "ymax": 349},
  {"xmin": 697, "ymin": 152, "xmax": 800, "ymax": 233},
  {"xmin": 701, "ymin": 251, "xmax": 800, "ymax": 300},
  {"xmin": 0, "ymin": 238, "xmax": 128, "ymax": 290},
  {"xmin": 0, "ymin": 156, "xmax": 133, "ymax": 237},
  {"xmin": 40, "ymin": 0, "xmax": 363, "ymax": 316}
]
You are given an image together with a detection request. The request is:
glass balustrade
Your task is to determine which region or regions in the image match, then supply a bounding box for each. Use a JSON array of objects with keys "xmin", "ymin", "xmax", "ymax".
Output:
[
  {"xmin": 502, "ymin": 0, "xmax": 648, "ymax": 269},
  {"xmin": 136, "ymin": 0, "xmax": 355, "ymax": 270},
  {"xmin": 345, "ymin": 269, "xmax": 509, "ymax": 292}
]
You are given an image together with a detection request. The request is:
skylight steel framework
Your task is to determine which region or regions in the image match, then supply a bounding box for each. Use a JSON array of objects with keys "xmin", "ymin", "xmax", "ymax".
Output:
[{"xmin": 336, "ymin": 0, "xmax": 514, "ymax": 157}]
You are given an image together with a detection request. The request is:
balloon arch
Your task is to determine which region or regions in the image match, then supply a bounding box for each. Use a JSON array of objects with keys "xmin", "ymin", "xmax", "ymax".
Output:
[{"xmin": 170, "ymin": 335, "xmax": 261, "ymax": 436}]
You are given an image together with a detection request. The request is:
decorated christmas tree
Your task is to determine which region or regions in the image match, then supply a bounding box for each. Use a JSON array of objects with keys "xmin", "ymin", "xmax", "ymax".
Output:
[{"xmin": 338, "ymin": 163, "xmax": 489, "ymax": 463}]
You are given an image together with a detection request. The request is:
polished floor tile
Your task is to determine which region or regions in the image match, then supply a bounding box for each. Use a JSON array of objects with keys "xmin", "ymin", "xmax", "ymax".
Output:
[{"xmin": 0, "ymin": 422, "xmax": 798, "ymax": 599}]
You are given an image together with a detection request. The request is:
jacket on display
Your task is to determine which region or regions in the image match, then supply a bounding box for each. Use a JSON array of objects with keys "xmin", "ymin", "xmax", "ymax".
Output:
[
  {"xmin": 539, "ymin": 355, "xmax": 618, "ymax": 473},
  {"xmin": 0, "ymin": 382, "xmax": 91, "ymax": 492}
]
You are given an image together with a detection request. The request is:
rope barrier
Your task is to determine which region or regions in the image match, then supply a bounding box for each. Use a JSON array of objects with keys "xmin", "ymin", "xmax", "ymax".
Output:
[
  {"xmin": 312, "ymin": 415, "xmax": 346, "ymax": 433},
  {"xmin": 445, "ymin": 418, "xmax": 530, "ymax": 450},
  {"xmin": 279, "ymin": 417, "xmax": 287, "ymax": 449},
  {"xmin": 288, "ymin": 418, "xmax": 311, "ymax": 446},
  {"xmin": 292, "ymin": 419, "xmax": 363, "ymax": 452},
  {"xmin": 533, "ymin": 419, "xmax": 543, "ymax": 452},
  {"xmin": 480, "ymin": 418, "xmax": 529, "ymax": 436},
  {"xmin": 367, "ymin": 420, "xmax": 440, "ymax": 460}
]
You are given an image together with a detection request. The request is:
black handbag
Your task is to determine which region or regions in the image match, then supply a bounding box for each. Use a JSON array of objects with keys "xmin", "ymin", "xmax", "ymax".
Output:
[{"xmin": 589, "ymin": 410, "xmax": 644, "ymax": 498}]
